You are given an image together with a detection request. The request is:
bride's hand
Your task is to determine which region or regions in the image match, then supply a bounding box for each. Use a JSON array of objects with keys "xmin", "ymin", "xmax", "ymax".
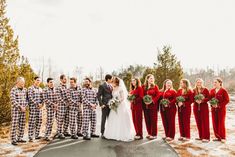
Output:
[{"xmin": 101, "ymin": 105, "xmax": 105, "ymax": 109}]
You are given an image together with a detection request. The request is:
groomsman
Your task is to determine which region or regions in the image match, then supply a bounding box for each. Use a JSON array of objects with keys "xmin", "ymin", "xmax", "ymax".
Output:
[
  {"xmin": 68, "ymin": 77, "xmax": 82, "ymax": 139},
  {"xmin": 81, "ymin": 78, "xmax": 99, "ymax": 140},
  {"xmin": 42, "ymin": 78, "xmax": 60, "ymax": 141},
  {"xmin": 28, "ymin": 76, "xmax": 43, "ymax": 142},
  {"xmin": 56, "ymin": 74, "xmax": 70, "ymax": 139},
  {"xmin": 10, "ymin": 77, "xmax": 28, "ymax": 145}
]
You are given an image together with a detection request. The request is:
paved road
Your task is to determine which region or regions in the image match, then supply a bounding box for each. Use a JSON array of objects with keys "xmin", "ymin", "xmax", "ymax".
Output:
[
  {"xmin": 35, "ymin": 137, "xmax": 178, "ymax": 157},
  {"xmin": 34, "ymin": 109, "xmax": 178, "ymax": 157}
]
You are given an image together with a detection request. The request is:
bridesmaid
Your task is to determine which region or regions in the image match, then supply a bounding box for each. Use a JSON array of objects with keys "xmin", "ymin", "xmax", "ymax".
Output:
[
  {"xmin": 129, "ymin": 78, "xmax": 144, "ymax": 140},
  {"xmin": 176, "ymin": 79, "xmax": 194, "ymax": 141},
  {"xmin": 193, "ymin": 78, "xmax": 210, "ymax": 142},
  {"xmin": 159, "ymin": 79, "xmax": 177, "ymax": 141},
  {"xmin": 142, "ymin": 74, "xmax": 160, "ymax": 140},
  {"xmin": 209, "ymin": 78, "xmax": 229, "ymax": 143}
]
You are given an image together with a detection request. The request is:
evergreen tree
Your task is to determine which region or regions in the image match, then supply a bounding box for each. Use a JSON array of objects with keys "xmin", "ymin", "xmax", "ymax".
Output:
[
  {"xmin": 154, "ymin": 46, "xmax": 183, "ymax": 89},
  {"xmin": 0, "ymin": 0, "xmax": 35, "ymax": 124}
]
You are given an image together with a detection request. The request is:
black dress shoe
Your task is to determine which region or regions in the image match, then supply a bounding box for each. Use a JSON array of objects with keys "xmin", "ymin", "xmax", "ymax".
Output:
[
  {"xmin": 71, "ymin": 135, "xmax": 78, "ymax": 139},
  {"xmin": 101, "ymin": 135, "xmax": 106, "ymax": 139},
  {"xmin": 53, "ymin": 133, "xmax": 59, "ymax": 139},
  {"xmin": 64, "ymin": 132, "xmax": 71, "ymax": 137},
  {"xmin": 17, "ymin": 139, "xmax": 27, "ymax": 143},
  {"xmin": 58, "ymin": 134, "xmax": 66, "ymax": 139},
  {"xmin": 29, "ymin": 138, "xmax": 34, "ymax": 142},
  {"xmin": 35, "ymin": 136, "xmax": 42, "ymax": 140},
  {"xmin": 77, "ymin": 133, "xmax": 83, "ymax": 137},
  {"xmin": 44, "ymin": 137, "xmax": 51, "ymax": 142},
  {"xmin": 11, "ymin": 141, "xmax": 18, "ymax": 146},
  {"xmin": 83, "ymin": 136, "xmax": 91, "ymax": 140},
  {"xmin": 91, "ymin": 134, "xmax": 99, "ymax": 138}
]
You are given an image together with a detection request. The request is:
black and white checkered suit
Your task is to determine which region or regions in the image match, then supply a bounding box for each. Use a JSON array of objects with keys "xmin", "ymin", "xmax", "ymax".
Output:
[
  {"xmin": 28, "ymin": 85, "xmax": 43, "ymax": 139},
  {"xmin": 42, "ymin": 87, "xmax": 60, "ymax": 138},
  {"xmin": 56, "ymin": 84, "xmax": 70, "ymax": 135},
  {"xmin": 81, "ymin": 87, "xmax": 98, "ymax": 137},
  {"xmin": 10, "ymin": 87, "xmax": 28, "ymax": 142},
  {"xmin": 68, "ymin": 86, "xmax": 82, "ymax": 136}
]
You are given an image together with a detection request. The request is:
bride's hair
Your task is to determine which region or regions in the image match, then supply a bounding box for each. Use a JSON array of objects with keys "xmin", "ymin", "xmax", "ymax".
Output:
[{"xmin": 113, "ymin": 77, "xmax": 120, "ymax": 86}]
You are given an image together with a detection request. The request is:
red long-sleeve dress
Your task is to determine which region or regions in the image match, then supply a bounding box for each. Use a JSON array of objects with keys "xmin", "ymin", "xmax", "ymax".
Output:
[
  {"xmin": 209, "ymin": 88, "xmax": 229, "ymax": 140},
  {"xmin": 130, "ymin": 86, "xmax": 144, "ymax": 137},
  {"xmin": 176, "ymin": 89, "xmax": 194, "ymax": 139},
  {"xmin": 193, "ymin": 88, "xmax": 210, "ymax": 140},
  {"xmin": 159, "ymin": 89, "xmax": 177, "ymax": 139},
  {"xmin": 142, "ymin": 85, "xmax": 160, "ymax": 137}
]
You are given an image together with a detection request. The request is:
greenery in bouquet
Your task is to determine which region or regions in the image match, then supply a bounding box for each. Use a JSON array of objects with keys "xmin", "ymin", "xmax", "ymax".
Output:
[{"xmin": 143, "ymin": 95, "xmax": 153, "ymax": 105}]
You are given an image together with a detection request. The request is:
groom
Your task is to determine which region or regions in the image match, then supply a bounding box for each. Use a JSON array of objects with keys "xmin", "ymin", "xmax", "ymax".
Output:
[{"xmin": 97, "ymin": 74, "xmax": 113, "ymax": 138}]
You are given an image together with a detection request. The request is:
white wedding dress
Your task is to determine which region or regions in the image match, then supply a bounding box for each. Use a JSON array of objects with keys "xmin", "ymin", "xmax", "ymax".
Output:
[{"xmin": 104, "ymin": 79, "xmax": 135, "ymax": 141}]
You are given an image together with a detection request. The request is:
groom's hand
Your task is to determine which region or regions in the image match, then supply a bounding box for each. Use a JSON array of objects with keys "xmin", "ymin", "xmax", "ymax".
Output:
[{"xmin": 101, "ymin": 105, "xmax": 105, "ymax": 109}]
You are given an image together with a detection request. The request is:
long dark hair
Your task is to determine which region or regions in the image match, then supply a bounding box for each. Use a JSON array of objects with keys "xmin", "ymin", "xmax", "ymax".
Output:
[
  {"xmin": 130, "ymin": 78, "xmax": 141, "ymax": 91},
  {"xmin": 179, "ymin": 79, "xmax": 192, "ymax": 94},
  {"xmin": 144, "ymin": 74, "xmax": 155, "ymax": 90}
]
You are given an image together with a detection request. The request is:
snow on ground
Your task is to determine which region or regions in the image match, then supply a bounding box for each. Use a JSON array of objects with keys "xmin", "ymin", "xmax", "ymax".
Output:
[
  {"xmin": 168, "ymin": 95, "xmax": 235, "ymax": 157},
  {"xmin": 0, "ymin": 95, "xmax": 235, "ymax": 157}
]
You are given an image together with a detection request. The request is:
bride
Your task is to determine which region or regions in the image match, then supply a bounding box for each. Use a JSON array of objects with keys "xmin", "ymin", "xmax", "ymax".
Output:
[{"xmin": 104, "ymin": 77, "xmax": 135, "ymax": 141}]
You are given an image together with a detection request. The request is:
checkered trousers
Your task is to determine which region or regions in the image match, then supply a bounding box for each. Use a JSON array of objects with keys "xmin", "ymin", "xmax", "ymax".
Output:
[
  {"xmin": 42, "ymin": 87, "xmax": 59, "ymax": 138},
  {"xmin": 28, "ymin": 85, "xmax": 43, "ymax": 139},
  {"xmin": 68, "ymin": 86, "xmax": 82, "ymax": 135},
  {"xmin": 81, "ymin": 87, "xmax": 98, "ymax": 136},
  {"xmin": 82, "ymin": 109, "xmax": 96, "ymax": 136},
  {"xmin": 77, "ymin": 108, "xmax": 83, "ymax": 134},
  {"xmin": 56, "ymin": 84, "xmax": 70, "ymax": 134},
  {"xmin": 10, "ymin": 87, "xmax": 28, "ymax": 142}
]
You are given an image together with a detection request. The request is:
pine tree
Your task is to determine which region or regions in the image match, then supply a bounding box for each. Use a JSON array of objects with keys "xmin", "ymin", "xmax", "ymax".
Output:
[
  {"xmin": 123, "ymin": 72, "xmax": 132, "ymax": 91},
  {"xmin": 141, "ymin": 67, "xmax": 155, "ymax": 85},
  {"xmin": 0, "ymin": 0, "xmax": 35, "ymax": 124},
  {"xmin": 154, "ymin": 46, "xmax": 183, "ymax": 89}
]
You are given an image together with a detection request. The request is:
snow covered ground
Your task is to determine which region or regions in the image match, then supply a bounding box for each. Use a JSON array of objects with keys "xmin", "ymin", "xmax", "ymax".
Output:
[
  {"xmin": 168, "ymin": 95, "xmax": 235, "ymax": 157},
  {"xmin": 0, "ymin": 95, "xmax": 235, "ymax": 157}
]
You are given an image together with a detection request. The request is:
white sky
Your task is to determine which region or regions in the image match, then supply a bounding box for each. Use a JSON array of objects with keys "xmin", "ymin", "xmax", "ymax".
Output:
[{"xmin": 6, "ymin": 0, "xmax": 235, "ymax": 76}]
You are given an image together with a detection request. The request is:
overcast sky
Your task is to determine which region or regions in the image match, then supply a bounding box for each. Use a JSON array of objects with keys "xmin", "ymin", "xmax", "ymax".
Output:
[{"xmin": 6, "ymin": 0, "xmax": 235, "ymax": 77}]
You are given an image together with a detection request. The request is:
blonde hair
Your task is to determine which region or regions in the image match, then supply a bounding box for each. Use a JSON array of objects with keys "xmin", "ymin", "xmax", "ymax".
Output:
[
  {"xmin": 144, "ymin": 74, "xmax": 155, "ymax": 90},
  {"xmin": 194, "ymin": 78, "xmax": 205, "ymax": 94},
  {"xmin": 194, "ymin": 78, "xmax": 205, "ymax": 88},
  {"xmin": 161, "ymin": 79, "xmax": 173, "ymax": 92},
  {"xmin": 16, "ymin": 77, "xmax": 25, "ymax": 83},
  {"xmin": 179, "ymin": 79, "xmax": 192, "ymax": 94}
]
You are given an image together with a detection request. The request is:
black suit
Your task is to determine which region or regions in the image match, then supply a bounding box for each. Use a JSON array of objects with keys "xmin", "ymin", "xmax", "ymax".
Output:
[{"xmin": 97, "ymin": 82, "xmax": 112, "ymax": 134}]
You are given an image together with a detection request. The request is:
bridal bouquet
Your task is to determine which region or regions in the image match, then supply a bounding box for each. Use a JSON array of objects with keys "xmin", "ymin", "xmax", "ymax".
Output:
[
  {"xmin": 108, "ymin": 97, "xmax": 120, "ymax": 113},
  {"xmin": 194, "ymin": 94, "xmax": 205, "ymax": 111},
  {"xmin": 143, "ymin": 95, "xmax": 153, "ymax": 105},
  {"xmin": 209, "ymin": 98, "xmax": 219, "ymax": 108},
  {"xmin": 176, "ymin": 96, "xmax": 185, "ymax": 103},
  {"xmin": 194, "ymin": 94, "xmax": 205, "ymax": 101},
  {"xmin": 160, "ymin": 99, "xmax": 170, "ymax": 107},
  {"xmin": 127, "ymin": 94, "xmax": 136, "ymax": 102}
]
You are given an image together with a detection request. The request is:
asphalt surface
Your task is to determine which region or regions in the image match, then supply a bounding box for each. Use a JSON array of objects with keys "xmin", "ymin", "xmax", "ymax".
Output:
[
  {"xmin": 34, "ymin": 109, "xmax": 178, "ymax": 157},
  {"xmin": 34, "ymin": 137, "xmax": 178, "ymax": 157}
]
